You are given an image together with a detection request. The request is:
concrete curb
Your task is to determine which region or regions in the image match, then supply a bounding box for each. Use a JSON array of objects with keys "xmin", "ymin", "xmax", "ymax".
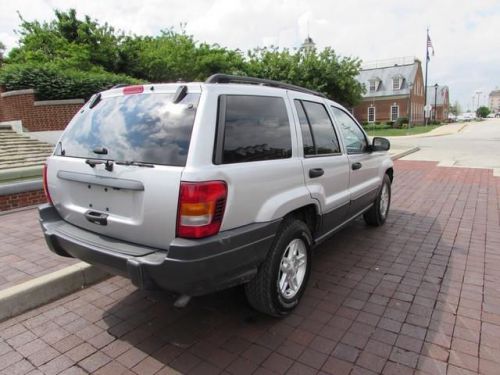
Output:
[
  {"xmin": 391, "ymin": 147, "xmax": 420, "ymax": 160},
  {"xmin": 0, "ymin": 262, "xmax": 109, "ymax": 322}
]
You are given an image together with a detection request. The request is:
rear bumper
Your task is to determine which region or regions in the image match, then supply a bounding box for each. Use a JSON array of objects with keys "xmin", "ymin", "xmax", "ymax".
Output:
[{"xmin": 39, "ymin": 204, "xmax": 279, "ymax": 296}]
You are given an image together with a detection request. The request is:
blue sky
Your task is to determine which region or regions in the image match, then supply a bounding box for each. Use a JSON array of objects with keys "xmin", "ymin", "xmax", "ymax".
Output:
[{"xmin": 1, "ymin": 0, "xmax": 499, "ymax": 111}]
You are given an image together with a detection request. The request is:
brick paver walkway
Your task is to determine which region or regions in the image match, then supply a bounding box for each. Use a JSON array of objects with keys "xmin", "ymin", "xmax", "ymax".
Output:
[
  {"xmin": 0, "ymin": 208, "xmax": 77, "ymax": 290},
  {"xmin": 0, "ymin": 160, "xmax": 499, "ymax": 374}
]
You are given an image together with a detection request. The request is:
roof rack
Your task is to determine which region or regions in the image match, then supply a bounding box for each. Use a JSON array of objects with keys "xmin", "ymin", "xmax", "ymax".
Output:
[{"xmin": 205, "ymin": 74, "xmax": 327, "ymax": 98}]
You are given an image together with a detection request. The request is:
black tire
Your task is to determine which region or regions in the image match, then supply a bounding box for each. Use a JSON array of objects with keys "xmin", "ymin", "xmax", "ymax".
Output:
[
  {"xmin": 364, "ymin": 174, "xmax": 391, "ymax": 226},
  {"xmin": 245, "ymin": 219, "xmax": 312, "ymax": 317}
]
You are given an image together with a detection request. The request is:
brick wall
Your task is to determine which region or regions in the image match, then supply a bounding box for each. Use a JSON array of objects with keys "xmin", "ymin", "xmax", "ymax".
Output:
[
  {"xmin": 0, "ymin": 88, "xmax": 84, "ymax": 131},
  {"xmin": 0, "ymin": 189, "xmax": 46, "ymax": 211}
]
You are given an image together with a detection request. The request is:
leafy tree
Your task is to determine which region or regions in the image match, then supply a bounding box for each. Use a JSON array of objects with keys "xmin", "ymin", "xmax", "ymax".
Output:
[
  {"xmin": 476, "ymin": 106, "xmax": 490, "ymax": 118},
  {"xmin": 449, "ymin": 100, "xmax": 461, "ymax": 116},
  {"xmin": 7, "ymin": 9, "xmax": 123, "ymax": 72},
  {"xmin": 0, "ymin": 41, "xmax": 5, "ymax": 66},
  {"xmin": 244, "ymin": 46, "xmax": 364, "ymax": 107},
  {"xmin": 2, "ymin": 9, "xmax": 363, "ymax": 105}
]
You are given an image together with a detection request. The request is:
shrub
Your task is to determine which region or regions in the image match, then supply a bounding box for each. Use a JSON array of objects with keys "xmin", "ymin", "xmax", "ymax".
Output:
[
  {"xmin": 430, "ymin": 120, "xmax": 441, "ymax": 125},
  {"xmin": 393, "ymin": 117, "xmax": 409, "ymax": 128},
  {"xmin": 0, "ymin": 63, "xmax": 141, "ymax": 100}
]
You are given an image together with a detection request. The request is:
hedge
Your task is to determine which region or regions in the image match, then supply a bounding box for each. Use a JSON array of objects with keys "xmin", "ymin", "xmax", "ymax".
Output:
[{"xmin": 0, "ymin": 63, "xmax": 141, "ymax": 100}]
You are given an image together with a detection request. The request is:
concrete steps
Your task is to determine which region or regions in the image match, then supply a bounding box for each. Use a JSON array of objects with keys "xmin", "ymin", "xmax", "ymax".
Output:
[{"xmin": 0, "ymin": 127, "xmax": 53, "ymax": 171}]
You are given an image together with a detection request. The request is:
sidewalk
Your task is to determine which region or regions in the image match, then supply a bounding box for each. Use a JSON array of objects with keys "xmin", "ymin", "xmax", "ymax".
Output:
[
  {"xmin": 0, "ymin": 207, "xmax": 77, "ymax": 290},
  {"xmin": 0, "ymin": 160, "xmax": 499, "ymax": 374}
]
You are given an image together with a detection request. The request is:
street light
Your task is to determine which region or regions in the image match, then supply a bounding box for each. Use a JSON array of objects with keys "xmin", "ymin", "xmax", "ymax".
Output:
[
  {"xmin": 408, "ymin": 82, "xmax": 413, "ymax": 129},
  {"xmin": 434, "ymin": 83, "xmax": 438, "ymax": 122}
]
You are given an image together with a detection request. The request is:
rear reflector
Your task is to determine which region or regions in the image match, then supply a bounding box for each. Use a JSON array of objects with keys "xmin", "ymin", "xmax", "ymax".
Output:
[
  {"xmin": 123, "ymin": 85, "xmax": 144, "ymax": 95},
  {"xmin": 42, "ymin": 164, "xmax": 53, "ymax": 205},
  {"xmin": 176, "ymin": 181, "xmax": 227, "ymax": 239}
]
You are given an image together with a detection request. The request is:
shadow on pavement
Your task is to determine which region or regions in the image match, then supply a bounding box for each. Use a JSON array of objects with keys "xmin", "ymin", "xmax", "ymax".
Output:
[{"xmin": 100, "ymin": 208, "xmax": 453, "ymax": 373}]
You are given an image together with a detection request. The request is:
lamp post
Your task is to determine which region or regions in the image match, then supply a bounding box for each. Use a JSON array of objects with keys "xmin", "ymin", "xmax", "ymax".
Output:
[
  {"xmin": 408, "ymin": 82, "xmax": 413, "ymax": 129},
  {"xmin": 434, "ymin": 83, "xmax": 438, "ymax": 122}
]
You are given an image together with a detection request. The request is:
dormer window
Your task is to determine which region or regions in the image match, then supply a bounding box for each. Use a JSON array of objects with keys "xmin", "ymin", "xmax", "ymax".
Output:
[
  {"xmin": 392, "ymin": 76, "xmax": 403, "ymax": 90},
  {"xmin": 369, "ymin": 78, "xmax": 381, "ymax": 92}
]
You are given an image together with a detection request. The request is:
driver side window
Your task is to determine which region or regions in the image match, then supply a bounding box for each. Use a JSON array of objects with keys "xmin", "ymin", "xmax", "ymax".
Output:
[{"xmin": 331, "ymin": 106, "xmax": 368, "ymax": 154}]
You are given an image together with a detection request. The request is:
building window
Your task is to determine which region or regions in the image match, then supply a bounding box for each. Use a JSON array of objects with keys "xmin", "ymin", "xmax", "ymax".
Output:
[
  {"xmin": 368, "ymin": 78, "xmax": 380, "ymax": 92},
  {"xmin": 393, "ymin": 77, "xmax": 401, "ymax": 90},
  {"xmin": 368, "ymin": 106, "xmax": 375, "ymax": 122},
  {"xmin": 390, "ymin": 105, "xmax": 399, "ymax": 121}
]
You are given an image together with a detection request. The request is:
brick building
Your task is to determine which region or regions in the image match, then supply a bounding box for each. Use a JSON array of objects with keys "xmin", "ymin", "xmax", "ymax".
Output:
[
  {"xmin": 426, "ymin": 85, "xmax": 449, "ymax": 122},
  {"xmin": 352, "ymin": 57, "xmax": 425, "ymax": 124}
]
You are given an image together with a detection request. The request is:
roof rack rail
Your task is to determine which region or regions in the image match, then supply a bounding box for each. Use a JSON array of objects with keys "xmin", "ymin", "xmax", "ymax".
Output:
[
  {"xmin": 111, "ymin": 83, "xmax": 130, "ymax": 89},
  {"xmin": 205, "ymin": 74, "xmax": 327, "ymax": 98}
]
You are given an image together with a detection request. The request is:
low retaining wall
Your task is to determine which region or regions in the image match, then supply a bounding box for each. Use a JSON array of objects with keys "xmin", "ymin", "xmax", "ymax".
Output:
[
  {"xmin": 0, "ymin": 189, "xmax": 45, "ymax": 212},
  {"xmin": 0, "ymin": 88, "xmax": 84, "ymax": 131}
]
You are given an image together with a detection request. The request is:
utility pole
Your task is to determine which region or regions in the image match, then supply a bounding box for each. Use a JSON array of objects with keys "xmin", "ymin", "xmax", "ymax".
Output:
[
  {"xmin": 434, "ymin": 84, "xmax": 438, "ymax": 121},
  {"xmin": 424, "ymin": 28, "xmax": 430, "ymax": 125}
]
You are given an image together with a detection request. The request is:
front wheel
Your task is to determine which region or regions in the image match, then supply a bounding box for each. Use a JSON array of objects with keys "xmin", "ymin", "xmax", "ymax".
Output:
[
  {"xmin": 245, "ymin": 219, "xmax": 312, "ymax": 317},
  {"xmin": 364, "ymin": 174, "xmax": 391, "ymax": 226}
]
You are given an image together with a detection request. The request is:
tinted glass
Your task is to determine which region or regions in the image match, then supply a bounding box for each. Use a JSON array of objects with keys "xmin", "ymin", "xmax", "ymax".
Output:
[
  {"xmin": 331, "ymin": 106, "xmax": 368, "ymax": 154},
  {"xmin": 57, "ymin": 93, "xmax": 199, "ymax": 166},
  {"xmin": 294, "ymin": 100, "xmax": 315, "ymax": 156},
  {"xmin": 222, "ymin": 96, "xmax": 292, "ymax": 164},
  {"xmin": 302, "ymin": 101, "xmax": 340, "ymax": 154}
]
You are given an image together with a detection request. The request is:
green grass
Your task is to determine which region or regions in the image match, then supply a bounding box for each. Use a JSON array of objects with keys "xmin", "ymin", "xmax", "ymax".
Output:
[{"xmin": 365, "ymin": 124, "xmax": 442, "ymax": 137}]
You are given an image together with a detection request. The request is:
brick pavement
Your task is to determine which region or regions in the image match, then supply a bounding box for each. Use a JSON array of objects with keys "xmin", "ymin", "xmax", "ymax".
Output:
[
  {"xmin": 0, "ymin": 208, "xmax": 77, "ymax": 290},
  {"xmin": 0, "ymin": 160, "xmax": 499, "ymax": 374}
]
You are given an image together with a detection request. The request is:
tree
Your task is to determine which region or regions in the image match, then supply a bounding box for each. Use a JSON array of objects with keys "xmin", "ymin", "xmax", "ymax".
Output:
[
  {"xmin": 0, "ymin": 41, "xmax": 5, "ymax": 66},
  {"xmin": 449, "ymin": 100, "xmax": 461, "ymax": 116},
  {"xmin": 244, "ymin": 46, "xmax": 364, "ymax": 107},
  {"xmin": 7, "ymin": 9, "xmax": 123, "ymax": 71},
  {"xmin": 476, "ymin": 106, "xmax": 490, "ymax": 118}
]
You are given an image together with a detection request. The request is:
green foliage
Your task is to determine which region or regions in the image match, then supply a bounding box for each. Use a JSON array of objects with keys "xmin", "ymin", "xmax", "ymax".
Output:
[
  {"xmin": 0, "ymin": 41, "xmax": 5, "ymax": 66},
  {"xmin": 243, "ymin": 47, "xmax": 363, "ymax": 107},
  {"xmin": 0, "ymin": 63, "xmax": 140, "ymax": 100},
  {"xmin": 476, "ymin": 106, "xmax": 490, "ymax": 118},
  {"xmin": 449, "ymin": 100, "xmax": 461, "ymax": 116},
  {"xmin": 393, "ymin": 117, "xmax": 409, "ymax": 128},
  {"xmin": 119, "ymin": 31, "xmax": 244, "ymax": 82},
  {"xmin": 2, "ymin": 9, "xmax": 364, "ymax": 106},
  {"xmin": 8, "ymin": 9, "xmax": 123, "ymax": 72}
]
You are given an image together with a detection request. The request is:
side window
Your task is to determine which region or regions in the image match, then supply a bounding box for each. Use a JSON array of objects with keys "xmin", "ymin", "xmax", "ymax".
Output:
[
  {"xmin": 294, "ymin": 101, "xmax": 315, "ymax": 156},
  {"xmin": 331, "ymin": 106, "xmax": 368, "ymax": 154},
  {"xmin": 294, "ymin": 100, "xmax": 341, "ymax": 156},
  {"xmin": 218, "ymin": 95, "xmax": 292, "ymax": 164}
]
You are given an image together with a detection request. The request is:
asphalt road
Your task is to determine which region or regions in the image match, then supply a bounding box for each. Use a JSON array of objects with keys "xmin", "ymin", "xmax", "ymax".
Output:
[{"xmin": 388, "ymin": 118, "xmax": 500, "ymax": 170}]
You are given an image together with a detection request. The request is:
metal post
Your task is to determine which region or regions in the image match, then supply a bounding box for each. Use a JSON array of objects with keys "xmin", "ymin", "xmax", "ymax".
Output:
[
  {"xmin": 434, "ymin": 84, "xmax": 438, "ymax": 122},
  {"xmin": 424, "ymin": 28, "xmax": 429, "ymax": 125}
]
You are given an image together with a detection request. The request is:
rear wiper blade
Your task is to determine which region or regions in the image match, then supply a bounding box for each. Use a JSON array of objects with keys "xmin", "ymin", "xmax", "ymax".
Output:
[
  {"xmin": 86, "ymin": 159, "xmax": 113, "ymax": 171},
  {"xmin": 115, "ymin": 160, "xmax": 155, "ymax": 168}
]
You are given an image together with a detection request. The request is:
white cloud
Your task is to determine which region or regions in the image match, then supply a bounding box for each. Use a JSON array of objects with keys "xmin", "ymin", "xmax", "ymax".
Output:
[{"xmin": 1, "ymin": 0, "xmax": 499, "ymax": 109}]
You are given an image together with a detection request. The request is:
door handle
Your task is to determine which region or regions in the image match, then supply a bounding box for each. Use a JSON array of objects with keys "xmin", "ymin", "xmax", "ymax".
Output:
[
  {"xmin": 352, "ymin": 162, "xmax": 362, "ymax": 170},
  {"xmin": 84, "ymin": 210, "xmax": 108, "ymax": 226},
  {"xmin": 309, "ymin": 168, "xmax": 324, "ymax": 178}
]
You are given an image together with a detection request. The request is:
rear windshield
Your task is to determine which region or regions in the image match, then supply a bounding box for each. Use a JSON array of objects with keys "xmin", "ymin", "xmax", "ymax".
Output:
[{"xmin": 56, "ymin": 92, "xmax": 200, "ymax": 166}]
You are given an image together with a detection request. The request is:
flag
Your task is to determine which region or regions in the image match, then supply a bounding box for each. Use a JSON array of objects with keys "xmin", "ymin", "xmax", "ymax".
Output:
[{"xmin": 427, "ymin": 34, "xmax": 435, "ymax": 61}]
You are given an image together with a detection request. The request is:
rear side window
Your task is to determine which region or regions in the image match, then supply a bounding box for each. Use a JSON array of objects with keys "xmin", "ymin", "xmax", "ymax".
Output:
[
  {"xmin": 216, "ymin": 95, "xmax": 292, "ymax": 164},
  {"xmin": 56, "ymin": 92, "xmax": 199, "ymax": 166},
  {"xmin": 294, "ymin": 99, "xmax": 341, "ymax": 156}
]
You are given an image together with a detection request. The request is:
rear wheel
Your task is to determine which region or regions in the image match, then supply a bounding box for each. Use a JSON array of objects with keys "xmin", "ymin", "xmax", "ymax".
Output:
[
  {"xmin": 245, "ymin": 219, "xmax": 312, "ymax": 317},
  {"xmin": 364, "ymin": 174, "xmax": 391, "ymax": 226}
]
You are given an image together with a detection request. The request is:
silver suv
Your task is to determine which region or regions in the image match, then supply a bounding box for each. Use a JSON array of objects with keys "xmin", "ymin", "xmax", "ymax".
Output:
[{"xmin": 39, "ymin": 75, "xmax": 393, "ymax": 316}]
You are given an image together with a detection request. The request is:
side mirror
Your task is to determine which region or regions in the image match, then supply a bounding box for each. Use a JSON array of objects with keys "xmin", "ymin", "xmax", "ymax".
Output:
[{"xmin": 372, "ymin": 137, "xmax": 390, "ymax": 152}]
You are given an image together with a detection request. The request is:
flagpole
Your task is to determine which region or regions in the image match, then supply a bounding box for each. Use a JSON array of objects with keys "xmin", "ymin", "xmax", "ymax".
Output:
[{"xmin": 424, "ymin": 27, "xmax": 429, "ymax": 126}]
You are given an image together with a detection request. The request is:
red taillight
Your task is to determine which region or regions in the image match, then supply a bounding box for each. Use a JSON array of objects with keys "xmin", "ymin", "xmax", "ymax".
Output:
[
  {"xmin": 123, "ymin": 85, "xmax": 144, "ymax": 95},
  {"xmin": 42, "ymin": 164, "xmax": 53, "ymax": 205},
  {"xmin": 176, "ymin": 181, "xmax": 227, "ymax": 239}
]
